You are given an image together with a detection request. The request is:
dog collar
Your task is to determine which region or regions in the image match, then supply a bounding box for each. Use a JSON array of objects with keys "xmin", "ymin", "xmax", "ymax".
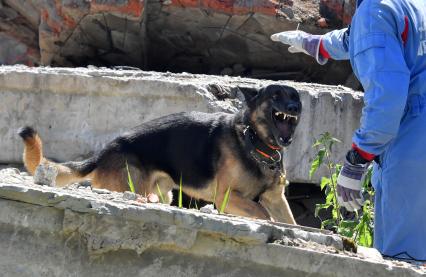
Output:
[{"xmin": 243, "ymin": 126, "xmax": 282, "ymax": 170}]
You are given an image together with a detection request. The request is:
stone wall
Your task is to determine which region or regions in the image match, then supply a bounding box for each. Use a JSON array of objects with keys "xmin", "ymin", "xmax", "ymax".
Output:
[{"xmin": 0, "ymin": 65, "xmax": 362, "ymax": 183}]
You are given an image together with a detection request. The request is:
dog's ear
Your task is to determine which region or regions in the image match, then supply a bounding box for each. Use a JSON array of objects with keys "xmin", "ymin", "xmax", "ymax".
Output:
[{"xmin": 238, "ymin": 87, "xmax": 259, "ymax": 105}]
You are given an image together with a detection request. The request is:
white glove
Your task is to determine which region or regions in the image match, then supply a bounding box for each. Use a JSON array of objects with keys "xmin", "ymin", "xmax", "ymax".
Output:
[{"xmin": 270, "ymin": 30, "xmax": 328, "ymax": 65}]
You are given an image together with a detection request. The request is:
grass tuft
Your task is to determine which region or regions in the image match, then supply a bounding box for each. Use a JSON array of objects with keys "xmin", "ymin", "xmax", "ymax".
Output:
[
  {"xmin": 219, "ymin": 186, "xmax": 231, "ymax": 214},
  {"xmin": 125, "ymin": 160, "xmax": 135, "ymax": 193},
  {"xmin": 178, "ymin": 173, "xmax": 183, "ymax": 208},
  {"xmin": 156, "ymin": 183, "xmax": 166, "ymax": 204}
]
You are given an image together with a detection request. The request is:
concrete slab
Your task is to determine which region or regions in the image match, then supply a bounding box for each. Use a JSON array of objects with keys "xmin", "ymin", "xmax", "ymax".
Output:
[{"xmin": 0, "ymin": 168, "xmax": 424, "ymax": 277}]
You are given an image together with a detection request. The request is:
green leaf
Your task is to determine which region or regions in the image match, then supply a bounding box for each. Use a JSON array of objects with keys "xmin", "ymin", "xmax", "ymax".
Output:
[
  {"xmin": 315, "ymin": 203, "xmax": 331, "ymax": 218},
  {"xmin": 335, "ymin": 164, "xmax": 343, "ymax": 175},
  {"xmin": 354, "ymin": 206, "xmax": 374, "ymax": 247},
  {"xmin": 331, "ymin": 206, "xmax": 338, "ymax": 221},
  {"xmin": 321, "ymin": 219, "xmax": 337, "ymax": 230},
  {"xmin": 356, "ymin": 213, "xmax": 374, "ymax": 247},
  {"xmin": 156, "ymin": 183, "xmax": 166, "ymax": 204},
  {"xmin": 312, "ymin": 140, "xmax": 323, "ymax": 148},
  {"xmin": 318, "ymin": 132, "xmax": 331, "ymax": 145},
  {"xmin": 362, "ymin": 165, "xmax": 373, "ymax": 190},
  {"xmin": 328, "ymin": 137, "xmax": 342, "ymax": 152},
  {"xmin": 219, "ymin": 186, "xmax": 232, "ymax": 214},
  {"xmin": 320, "ymin": 176, "xmax": 331, "ymax": 190},
  {"xmin": 309, "ymin": 149, "xmax": 326, "ymax": 179},
  {"xmin": 178, "ymin": 173, "xmax": 183, "ymax": 208},
  {"xmin": 331, "ymin": 137, "xmax": 342, "ymax": 143},
  {"xmin": 125, "ymin": 161, "xmax": 135, "ymax": 193},
  {"xmin": 325, "ymin": 190, "xmax": 334, "ymax": 205},
  {"xmin": 338, "ymin": 220, "xmax": 358, "ymax": 238}
]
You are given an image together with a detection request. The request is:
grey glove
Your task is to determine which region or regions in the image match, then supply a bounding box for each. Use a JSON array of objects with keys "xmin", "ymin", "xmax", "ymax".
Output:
[
  {"xmin": 336, "ymin": 150, "xmax": 370, "ymax": 212},
  {"xmin": 270, "ymin": 30, "xmax": 328, "ymax": 65}
]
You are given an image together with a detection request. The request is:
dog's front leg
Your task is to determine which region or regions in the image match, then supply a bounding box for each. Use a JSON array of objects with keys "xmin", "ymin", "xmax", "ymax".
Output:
[
  {"xmin": 259, "ymin": 184, "xmax": 296, "ymax": 225},
  {"xmin": 217, "ymin": 191, "xmax": 271, "ymax": 220}
]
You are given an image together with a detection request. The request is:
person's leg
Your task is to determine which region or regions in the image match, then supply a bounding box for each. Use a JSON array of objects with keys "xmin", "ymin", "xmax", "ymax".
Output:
[{"xmin": 377, "ymin": 105, "xmax": 426, "ymax": 260}]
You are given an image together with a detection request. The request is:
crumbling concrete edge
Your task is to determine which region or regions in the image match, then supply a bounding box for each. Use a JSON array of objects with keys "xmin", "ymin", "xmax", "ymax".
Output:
[{"xmin": 0, "ymin": 169, "xmax": 424, "ymax": 276}]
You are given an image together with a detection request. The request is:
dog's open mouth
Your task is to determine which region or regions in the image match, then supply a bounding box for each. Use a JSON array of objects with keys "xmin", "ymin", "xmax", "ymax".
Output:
[{"xmin": 272, "ymin": 108, "xmax": 298, "ymax": 146}]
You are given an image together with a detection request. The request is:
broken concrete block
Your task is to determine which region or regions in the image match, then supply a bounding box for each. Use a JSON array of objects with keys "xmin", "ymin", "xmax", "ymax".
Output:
[
  {"xmin": 33, "ymin": 163, "xmax": 58, "ymax": 187},
  {"xmin": 200, "ymin": 204, "xmax": 219, "ymax": 214},
  {"xmin": 122, "ymin": 191, "xmax": 137, "ymax": 201}
]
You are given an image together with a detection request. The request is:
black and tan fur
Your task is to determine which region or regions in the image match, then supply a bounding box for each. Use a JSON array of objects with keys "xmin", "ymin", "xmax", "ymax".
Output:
[{"xmin": 18, "ymin": 84, "xmax": 302, "ymax": 224}]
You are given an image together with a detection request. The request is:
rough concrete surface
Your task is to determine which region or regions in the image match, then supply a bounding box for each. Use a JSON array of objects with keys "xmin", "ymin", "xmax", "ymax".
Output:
[
  {"xmin": 0, "ymin": 168, "xmax": 425, "ymax": 277},
  {"xmin": 0, "ymin": 65, "xmax": 362, "ymax": 183},
  {"xmin": 0, "ymin": 0, "xmax": 358, "ymax": 86}
]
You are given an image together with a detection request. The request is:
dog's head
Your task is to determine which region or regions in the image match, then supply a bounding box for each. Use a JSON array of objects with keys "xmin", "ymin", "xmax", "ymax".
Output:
[{"xmin": 240, "ymin": 84, "xmax": 302, "ymax": 148}]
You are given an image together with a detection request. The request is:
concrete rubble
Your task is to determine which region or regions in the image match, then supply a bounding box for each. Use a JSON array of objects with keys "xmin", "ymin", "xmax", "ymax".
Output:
[
  {"xmin": 0, "ymin": 65, "xmax": 363, "ymax": 184},
  {"xmin": 0, "ymin": 0, "xmax": 358, "ymax": 86},
  {"xmin": 0, "ymin": 167, "xmax": 425, "ymax": 276}
]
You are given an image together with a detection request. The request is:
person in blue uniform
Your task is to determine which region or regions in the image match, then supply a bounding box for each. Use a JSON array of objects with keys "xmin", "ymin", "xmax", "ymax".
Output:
[{"xmin": 271, "ymin": 0, "xmax": 426, "ymax": 261}]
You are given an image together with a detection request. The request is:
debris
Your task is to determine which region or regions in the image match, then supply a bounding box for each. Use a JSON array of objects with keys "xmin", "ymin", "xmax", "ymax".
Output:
[
  {"xmin": 0, "ymin": 1, "xmax": 356, "ymax": 85},
  {"xmin": 92, "ymin": 188, "xmax": 112, "ymax": 194},
  {"xmin": 200, "ymin": 204, "xmax": 219, "ymax": 214},
  {"xmin": 123, "ymin": 191, "xmax": 137, "ymax": 201},
  {"xmin": 33, "ymin": 163, "xmax": 58, "ymax": 187}
]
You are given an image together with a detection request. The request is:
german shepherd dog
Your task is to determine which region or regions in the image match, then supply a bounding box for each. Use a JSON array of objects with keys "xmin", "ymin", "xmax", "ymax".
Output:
[{"xmin": 18, "ymin": 84, "xmax": 302, "ymax": 224}]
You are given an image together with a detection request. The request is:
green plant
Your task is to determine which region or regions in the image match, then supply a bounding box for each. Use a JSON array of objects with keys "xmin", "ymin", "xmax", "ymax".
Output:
[
  {"xmin": 178, "ymin": 174, "xmax": 183, "ymax": 208},
  {"xmin": 126, "ymin": 166, "xmax": 229, "ymax": 214},
  {"xmin": 156, "ymin": 183, "xmax": 167, "ymax": 204},
  {"xmin": 219, "ymin": 186, "xmax": 231, "ymax": 214},
  {"xmin": 125, "ymin": 160, "xmax": 136, "ymax": 193},
  {"xmin": 310, "ymin": 132, "xmax": 374, "ymax": 247}
]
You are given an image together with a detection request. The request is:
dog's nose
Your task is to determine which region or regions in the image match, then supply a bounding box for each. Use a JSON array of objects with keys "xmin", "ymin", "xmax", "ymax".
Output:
[{"xmin": 287, "ymin": 103, "xmax": 300, "ymax": 114}]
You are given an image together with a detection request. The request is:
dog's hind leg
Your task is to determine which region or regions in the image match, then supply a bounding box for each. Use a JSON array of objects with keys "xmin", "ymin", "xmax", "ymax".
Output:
[
  {"xmin": 91, "ymin": 159, "xmax": 144, "ymax": 193},
  {"xmin": 216, "ymin": 190, "xmax": 271, "ymax": 220},
  {"xmin": 147, "ymin": 171, "xmax": 175, "ymax": 204}
]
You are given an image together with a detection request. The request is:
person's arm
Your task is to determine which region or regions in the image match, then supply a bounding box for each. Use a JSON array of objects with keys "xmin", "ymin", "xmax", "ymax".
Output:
[
  {"xmin": 321, "ymin": 28, "xmax": 350, "ymax": 60},
  {"xmin": 336, "ymin": 0, "xmax": 410, "ymax": 211},
  {"xmin": 349, "ymin": 1, "xmax": 410, "ymax": 155},
  {"xmin": 270, "ymin": 27, "xmax": 350, "ymax": 65}
]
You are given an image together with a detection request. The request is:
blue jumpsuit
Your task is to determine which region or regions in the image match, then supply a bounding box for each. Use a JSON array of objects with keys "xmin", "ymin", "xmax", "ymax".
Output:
[{"xmin": 322, "ymin": 0, "xmax": 426, "ymax": 260}]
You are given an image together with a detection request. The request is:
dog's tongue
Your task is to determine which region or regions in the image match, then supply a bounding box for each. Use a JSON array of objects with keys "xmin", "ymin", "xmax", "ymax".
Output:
[
  {"xmin": 276, "ymin": 121, "xmax": 290, "ymax": 136},
  {"xmin": 275, "ymin": 121, "xmax": 292, "ymax": 146}
]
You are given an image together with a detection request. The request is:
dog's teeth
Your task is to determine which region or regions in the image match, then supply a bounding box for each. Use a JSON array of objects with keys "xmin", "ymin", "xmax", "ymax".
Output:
[{"xmin": 275, "ymin": 111, "xmax": 299, "ymax": 121}]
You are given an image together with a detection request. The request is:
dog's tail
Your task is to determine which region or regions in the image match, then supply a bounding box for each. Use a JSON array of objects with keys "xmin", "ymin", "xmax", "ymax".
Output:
[{"xmin": 17, "ymin": 126, "xmax": 97, "ymax": 187}]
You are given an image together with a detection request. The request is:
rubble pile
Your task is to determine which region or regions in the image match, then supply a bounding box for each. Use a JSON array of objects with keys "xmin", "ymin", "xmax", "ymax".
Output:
[{"xmin": 0, "ymin": 0, "xmax": 358, "ymax": 86}]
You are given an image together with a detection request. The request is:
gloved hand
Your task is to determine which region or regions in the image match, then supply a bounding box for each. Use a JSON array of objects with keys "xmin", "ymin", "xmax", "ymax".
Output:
[
  {"xmin": 270, "ymin": 30, "xmax": 328, "ymax": 65},
  {"xmin": 336, "ymin": 149, "xmax": 371, "ymax": 212}
]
